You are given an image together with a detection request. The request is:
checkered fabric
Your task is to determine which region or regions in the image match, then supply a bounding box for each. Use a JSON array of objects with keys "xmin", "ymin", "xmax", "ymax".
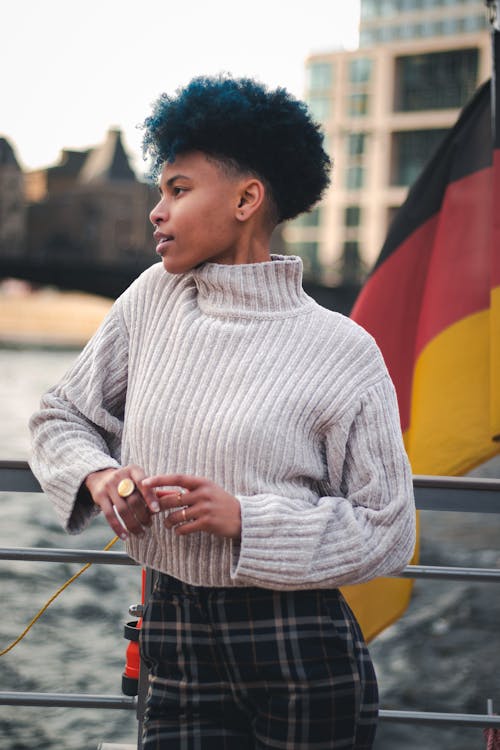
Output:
[{"xmin": 139, "ymin": 574, "xmax": 378, "ymax": 749}]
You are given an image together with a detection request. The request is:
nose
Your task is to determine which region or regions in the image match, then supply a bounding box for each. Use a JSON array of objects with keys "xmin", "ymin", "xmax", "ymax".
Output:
[{"xmin": 149, "ymin": 197, "xmax": 168, "ymax": 226}]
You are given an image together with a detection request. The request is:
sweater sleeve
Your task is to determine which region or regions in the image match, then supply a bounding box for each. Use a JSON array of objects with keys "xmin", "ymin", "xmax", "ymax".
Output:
[
  {"xmin": 29, "ymin": 301, "xmax": 129, "ymax": 534},
  {"xmin": 231, "ymin": 375, "xmax": 416, "ymax": 589}
]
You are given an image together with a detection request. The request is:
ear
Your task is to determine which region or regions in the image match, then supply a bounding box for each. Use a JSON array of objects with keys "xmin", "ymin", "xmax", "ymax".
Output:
[{"xmin": 235, "ymin": 178, "xmax": 266, "ymax": 222}]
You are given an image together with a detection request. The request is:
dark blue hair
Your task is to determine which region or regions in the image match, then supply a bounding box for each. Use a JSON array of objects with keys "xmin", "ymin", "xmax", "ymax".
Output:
[{"xmin": 142, "ymin": 75, "xmax": 331, "ymax": 222}]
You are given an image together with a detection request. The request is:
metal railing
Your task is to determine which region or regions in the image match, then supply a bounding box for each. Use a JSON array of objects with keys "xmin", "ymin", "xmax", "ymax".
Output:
[{"xmin": 1, "ymin": 459, "xmax": 500, "ymax": 738}]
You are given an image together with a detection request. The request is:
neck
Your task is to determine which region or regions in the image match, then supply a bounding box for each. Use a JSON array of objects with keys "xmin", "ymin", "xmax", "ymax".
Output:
[{"xmin": 220, "ymin": 221, "xmax": 272, "ymax": 266}]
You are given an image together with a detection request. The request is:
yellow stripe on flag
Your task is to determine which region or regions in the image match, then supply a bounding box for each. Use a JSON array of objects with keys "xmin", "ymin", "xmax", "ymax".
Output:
[
  {"xmin": 408, "ymin": 310, "xmax": 499, "ymax": 476},
  {"xmin": 341, "ymin": 518, "xmax": 419, "ymax": 642},
  {"xmin": 491, "ymin": 285, "xmax": 500, "ymax": 441}
]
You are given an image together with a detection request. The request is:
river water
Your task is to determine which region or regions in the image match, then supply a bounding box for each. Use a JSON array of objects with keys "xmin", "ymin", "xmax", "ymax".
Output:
[{"xmin": 0, "ymin": 346, "xmax": 499, "ymax": 750}]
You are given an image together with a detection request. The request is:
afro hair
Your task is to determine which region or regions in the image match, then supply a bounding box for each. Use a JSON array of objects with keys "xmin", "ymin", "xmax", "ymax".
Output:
[{"xmin": 142, "ymin": 75, "xmax": 331, "ymax": 223}]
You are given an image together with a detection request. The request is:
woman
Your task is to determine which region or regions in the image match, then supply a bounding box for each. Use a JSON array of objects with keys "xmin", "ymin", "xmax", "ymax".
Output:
[{"xmin": 30, "ymin": 75, "xmax": 416, "ymax": 749}]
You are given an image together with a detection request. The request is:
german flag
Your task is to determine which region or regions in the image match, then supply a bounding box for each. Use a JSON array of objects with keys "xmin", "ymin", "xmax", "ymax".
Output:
[{"xmin": 341, "ymin": 80, "xmax": 500, "ymax": 641}]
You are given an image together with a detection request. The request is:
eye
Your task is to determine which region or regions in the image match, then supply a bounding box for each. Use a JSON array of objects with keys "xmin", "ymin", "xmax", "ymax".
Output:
[{"xmin": 172, "ymin": 186, "xmax": 187, "ymax": 197}]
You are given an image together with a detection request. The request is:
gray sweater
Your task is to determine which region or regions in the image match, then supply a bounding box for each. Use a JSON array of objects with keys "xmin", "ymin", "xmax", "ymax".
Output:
[{"xmin": 29, "ymin": 255, "xmax": 416, "ymax": 590}]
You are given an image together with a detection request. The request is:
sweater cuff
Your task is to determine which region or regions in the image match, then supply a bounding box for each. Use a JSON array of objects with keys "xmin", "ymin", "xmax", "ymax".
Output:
[
  {"xmin": 41, "ymin": 456, "xmax": 121, "ymax": 534},
  {"xmin": 230, "ymin": 493, "xmax": 313, "ymax": 587}
]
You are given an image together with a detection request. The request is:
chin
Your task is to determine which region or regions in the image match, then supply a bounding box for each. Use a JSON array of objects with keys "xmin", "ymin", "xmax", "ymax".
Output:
[{"xmin": 162, "ymin": 256, "xmax": 194, "ymax": 275}]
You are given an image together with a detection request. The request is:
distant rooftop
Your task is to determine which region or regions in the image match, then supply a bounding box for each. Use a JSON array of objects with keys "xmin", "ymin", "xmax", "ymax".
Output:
[
  {"xmin": 79, "ymin": 128, "xmax": 136, "ymax": 183},
  {"xmin": 49, "ymin": 148, "xmax": 90, "ymax": 177},
  {"xmin": 0, "ymin": 137, "xmax": 21, "ymax": 169}
]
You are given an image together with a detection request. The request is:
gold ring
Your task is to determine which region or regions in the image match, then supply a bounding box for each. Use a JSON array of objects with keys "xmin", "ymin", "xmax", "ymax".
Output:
[
  {"xmin": 181, "ymin": 508, "xmax": 187, "ymax": 523},
  {"xmin": 117, "ymin": 478, "xmax": 136, "ymax": 498}
]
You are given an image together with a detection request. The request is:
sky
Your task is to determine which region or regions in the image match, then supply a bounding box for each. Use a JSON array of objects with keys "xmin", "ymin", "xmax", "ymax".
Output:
[{"xmin": 1, "ymin": 0, "xmax": 360, "ymax": 175}]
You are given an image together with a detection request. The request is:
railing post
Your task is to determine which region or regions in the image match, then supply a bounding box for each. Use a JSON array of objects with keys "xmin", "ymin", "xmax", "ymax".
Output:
[{"xmin": 136, "ymin": 567, "xmax": 156, "ymax": 750}]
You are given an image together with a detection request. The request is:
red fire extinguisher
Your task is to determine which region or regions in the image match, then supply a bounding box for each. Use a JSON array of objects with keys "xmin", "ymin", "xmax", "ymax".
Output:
[{"xmin": 122, "ymin": 569, "xmax": 146, "ymax": 696}]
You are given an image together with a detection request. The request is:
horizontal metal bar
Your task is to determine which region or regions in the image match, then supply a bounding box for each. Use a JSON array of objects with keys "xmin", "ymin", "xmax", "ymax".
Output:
[
  {"xmin": 0, "ymin": 691, "xmax": 137, "ymax": 710},
  {"xmin": 413, "ymin": 474, "xmax": 500, "ymax": 491},
  {"xmin": 0, "ymin": 461, "xmax": 41, "ymax": 493},
  {"xmin": 0, "ymin": 547, "xmax": 136, "ymax": 565},
  {"xmin": 414, "ymin": 486, "xmax": 500, "ymax": 513},
  {"xmin": 0, "ymin": 693, "xmax": 497, "ymax": 727},
  {"xmin": 1, "ymin": 549, "xmax": 499, "ymax": 583},
  {"xmin": 379, "ymin": 708, "xmax": 500, "ymax": 728},
  {"xmin": 400, "ymin": 564, "xmax": 500, "ymax": 582}
]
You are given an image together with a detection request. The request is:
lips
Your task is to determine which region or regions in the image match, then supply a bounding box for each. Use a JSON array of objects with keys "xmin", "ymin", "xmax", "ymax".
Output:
[{"xmin": 154, "ymin": 231, "xmax": 174, "ymax": 255}]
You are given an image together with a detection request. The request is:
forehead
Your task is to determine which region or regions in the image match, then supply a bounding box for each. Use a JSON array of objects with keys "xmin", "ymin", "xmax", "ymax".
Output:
[{"xmin": 159, "ymin": 151, "xmax": 236, "ymax": 185}]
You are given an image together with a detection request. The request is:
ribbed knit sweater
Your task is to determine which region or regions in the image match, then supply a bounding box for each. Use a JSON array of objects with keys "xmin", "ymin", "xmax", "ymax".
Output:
[{"xmin": 29, "ymin": 255, "xmax": 415, "ymax": 590}]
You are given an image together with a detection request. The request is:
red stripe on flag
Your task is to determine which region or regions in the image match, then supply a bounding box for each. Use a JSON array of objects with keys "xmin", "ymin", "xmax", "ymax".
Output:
[
  {"xmin": 351, "ymin": 216, "xmax": 436, "ymax": 432},
  {"xmin": 415, "ymin": 165, "xmax": 492, "ymax": 354}
]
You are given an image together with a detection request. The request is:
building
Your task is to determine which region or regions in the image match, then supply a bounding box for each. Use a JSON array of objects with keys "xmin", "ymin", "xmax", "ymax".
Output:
[
  {"xmin": 25, "ymin": 129, "xmax": 156, "ymax": 266},
  {"xmin": 284, "ymin": 0, "xmax": 491, "ymax": 285},
  {"xmin": 0, "ymin": 137, "xmax": 26, "ymax": 259}
]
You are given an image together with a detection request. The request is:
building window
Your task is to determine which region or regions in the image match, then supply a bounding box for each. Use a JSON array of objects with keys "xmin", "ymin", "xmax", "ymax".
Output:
[
  {"xmin": 348, "ymin": 132, "xmax": 366, "ymax": 157},
  {"xmin": 349, "ymin": 58, "xmax": 373, "ymax": 84},
  {"xmin": 345, "ymin": 206, "xmax": 362, "ymax": 227},
  {"xmin": 308, "ymin": 96, "xmax": 331, "ymax": 121},
  {"xmin": 293, "ymin": 207, "xmax": 321, "ymax": 228},
  {"xmin": 463, "ymin": 15, "xmax": 487, "ymax": 32},
  {"xmin": 387, "ymin": 205, "xmax": 400, "ymax": 231},
  {"xmin": 391, "ymin": 129, "xmax": 448, "ymax": 186},
  {"xmin": 346, "ymin": 166, "xmax": 365, "ymax": 190},
  {"xmin": 307, "ymin": 62, "xmax": 333, "ymax": 91},
  {"xmin": 340, "ymin": 241, "xmax": 365, "ymax": 285},
  {"xmin": 349, "ymin": 93, "xmax": 369, "ymax": 117},
  {"xmin": 288, "ymin": 242, "xmax": 321, "ymax": 279},
  {"xmin": 360, "ymin": 29, "xmax": 377, "ymax": 46},
  {"xmin": 441, "ymin": 17, "xmax": 461, "ymax": 35},
  {"xmin": 361, "ymin": 0, "xmax": 378, "ymax": 19},
  {"xmin": 394, "ymin": 49, "xmax": 479, "ymax": 111}
]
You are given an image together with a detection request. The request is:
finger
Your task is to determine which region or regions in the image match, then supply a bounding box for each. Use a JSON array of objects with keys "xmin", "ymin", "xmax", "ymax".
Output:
[
  {"xmin": 122, "ymin": 474, "xmax": 155, "ymax": 527},
  {"xmin": 123, "ymin": 491, "xmax": 152, "ymax": 527},
  {"xmin": 142, "ymin": 474, "xmax": 205, "ymax": 492},
  {"xmin": 164, "ymin": 504, "xmax": 195, "ymax": 529},
  {"xmin": 173, "ymin": 516, "xmax": 205, "ymax": 536},
  {"xmin": 99, "ymin": 497, "xmax": 131, "ymax": 541},
  {"xmin": 112, "ymin": 495, "xmax": 146, "ymax": 535},
  {"xmin": 127, "ymin": 467, "xmax": 160, "ymax": 514},
  {"xmin": 156, "ymin": 488, "xmax": 195, "ymax": 512}
]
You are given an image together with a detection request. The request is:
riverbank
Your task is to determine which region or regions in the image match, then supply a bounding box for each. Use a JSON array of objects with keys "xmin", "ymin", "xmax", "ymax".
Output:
[{"xmin": 0, "ymin": 283, "xmax": 112, "ymax": 348}]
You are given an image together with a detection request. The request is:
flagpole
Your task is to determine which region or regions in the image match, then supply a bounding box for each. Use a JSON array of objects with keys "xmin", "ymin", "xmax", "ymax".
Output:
[
  {"xmin": 486, "ymin": 1, "xmax": 500, "ymax": 149},
  {"xmin": 486, "ymin": 1, "xmax": 500, "ymax": 443}
]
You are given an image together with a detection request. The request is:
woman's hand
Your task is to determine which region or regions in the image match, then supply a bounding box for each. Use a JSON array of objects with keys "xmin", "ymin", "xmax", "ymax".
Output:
[
  {"xmin": 141, "ymin": 473, "xmax": 242, "ymax": 540},
  {"xmin": 84, "ymin": 465, "xmax": 160, "ymax": 540}
]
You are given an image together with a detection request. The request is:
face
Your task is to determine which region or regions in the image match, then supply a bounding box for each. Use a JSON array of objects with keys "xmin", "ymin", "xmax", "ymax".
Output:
[{"xmin": 150, "ymin": 151, "xmax": 247, "ymax": 274}]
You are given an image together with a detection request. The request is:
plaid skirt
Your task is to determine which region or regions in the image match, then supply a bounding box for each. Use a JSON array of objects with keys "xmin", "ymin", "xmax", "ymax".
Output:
[{"xmin": 139, "ymin": 574, "xmax": 378, "ymax": 750}]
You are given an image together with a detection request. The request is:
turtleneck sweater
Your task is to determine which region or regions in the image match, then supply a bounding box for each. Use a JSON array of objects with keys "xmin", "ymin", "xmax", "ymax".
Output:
[{"xmin": 29, "ymin": 255, "xmax": 415, "ymax": 590}]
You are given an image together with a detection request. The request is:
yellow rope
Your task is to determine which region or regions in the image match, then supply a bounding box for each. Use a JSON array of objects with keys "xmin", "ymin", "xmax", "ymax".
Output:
[{"xmin": 0, "ymin": 536, "xmax": 119, "ymax": 657}]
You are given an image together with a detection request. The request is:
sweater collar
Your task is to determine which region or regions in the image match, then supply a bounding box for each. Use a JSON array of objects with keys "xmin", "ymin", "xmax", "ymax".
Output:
[{"xmin": 191, "ymin": 255, "xmax": 315, "ymax": 319}]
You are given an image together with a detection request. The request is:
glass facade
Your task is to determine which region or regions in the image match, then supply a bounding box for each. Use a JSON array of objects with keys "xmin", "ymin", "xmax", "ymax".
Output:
[
  {"xmin": 307, "ymin": 62, "xmax": 333, "ymax": 91},
  {"xmin": 391, "ymin": 128, "xmax": 448, "ymax": 185},
  {"xmin": 345, "ymin": 206, "xmax": 362, "ymax": 227},
  {"xmin": 348, "ymin": 133, "xmax": 367, "ymax": 156},
  {"xmin": 394, "ymin": 49, "xmax": 479, "ymax": 111},
  {"xmin": 293, "ymin": 207, "xmax": 321, "ymax": 228},
  {"xmin": 362, "ymin": 0, "xmax": 484, "ymax": 17},
  {"xmin": 340, "ymin": 241, "xmax": 365, "ymax": 284},
  {"xmin": 349, "ymin": 58, "xmax": 373, "ymax": 83},
  {"xmin": 308, "ymin": 96, "xmax": 331, "ymax": 122},
  {"xmin": 288, "ymin": 242, "xmax": 321, "ymax": 279},
  {"xmin": 349, "ymin": 93, "xmax": 369, "ymax": 117},
  {"xmin": 346, "ymin": 166, "xmax": 365, "ymax": 190}
]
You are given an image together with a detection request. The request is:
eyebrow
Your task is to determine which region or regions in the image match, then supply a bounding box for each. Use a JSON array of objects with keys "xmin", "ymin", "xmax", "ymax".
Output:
[
  {"xmin": 166, "ymin": 173, "xmax": 190, "ymax": 186},
  {"xmin": 158, "ymin": 173, "xmax": 191, "ymax": 194}
]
